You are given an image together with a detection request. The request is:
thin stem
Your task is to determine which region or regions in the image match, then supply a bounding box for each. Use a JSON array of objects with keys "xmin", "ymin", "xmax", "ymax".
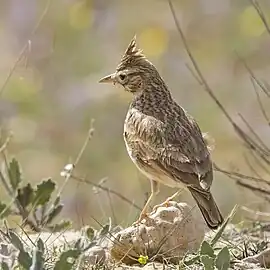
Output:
[
  {"xmin": 214, "ymin": 163, "xmax": 270, "ymax": 187},
  {"xmin": 0, "ymin": 132, "xmax": 13, "ymax": 154},
  {"xmin": 56, "ymin": 119, "xmax": 95, "ymax": 200},
  {"xmin": 250, "ymin": 77, "xmax": 270, "ymax": 126}
]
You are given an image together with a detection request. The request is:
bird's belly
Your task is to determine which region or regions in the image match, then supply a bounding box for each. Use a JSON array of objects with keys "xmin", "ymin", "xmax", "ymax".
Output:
[
  {"xmin": 137, "ymin": 164, "xmax": 184, "ymax": 189},
  {"xmin": 125, "ymin": 141, "xmax": 185, "ymax": 189}
]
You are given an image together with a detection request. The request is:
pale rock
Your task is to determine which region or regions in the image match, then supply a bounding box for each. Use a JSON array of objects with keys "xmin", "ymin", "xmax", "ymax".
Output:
[
  {"xmin": 86, "ymin": 245, "xmax": 106, "ymax": 265},
  {"xmin": 110, "ymin": 201, "xmax": 205, "ymax": 264}
]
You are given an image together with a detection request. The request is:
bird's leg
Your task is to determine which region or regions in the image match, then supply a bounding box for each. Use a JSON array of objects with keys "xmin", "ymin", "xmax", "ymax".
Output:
[
  {"xmin": 153, "ymin": 188, "xmax": 184, "ymax": 212},
  {"xmin": 133, "ymin": 180, "xmax": 159, "ymax": 225}
]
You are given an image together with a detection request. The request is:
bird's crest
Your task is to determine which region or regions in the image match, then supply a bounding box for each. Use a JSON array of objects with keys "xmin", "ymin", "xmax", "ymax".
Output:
[{"xmin": 117, "ymin": 36, "xmax": 146, "ymax": 71}]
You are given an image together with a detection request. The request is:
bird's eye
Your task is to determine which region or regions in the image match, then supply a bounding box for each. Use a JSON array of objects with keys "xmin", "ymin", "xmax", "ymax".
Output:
[{"xmin": 119, "ymin": 74, "xmax": 126, "ymax": 81}]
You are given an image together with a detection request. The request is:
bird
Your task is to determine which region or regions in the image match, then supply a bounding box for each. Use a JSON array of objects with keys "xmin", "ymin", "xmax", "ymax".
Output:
[{"xmin": 99, "ymin": 36, "xmax": 224, "ymax": 229}]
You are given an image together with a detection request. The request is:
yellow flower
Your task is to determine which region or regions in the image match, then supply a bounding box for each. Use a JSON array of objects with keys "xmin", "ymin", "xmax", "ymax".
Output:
[{"xmin": 138, "ymin": 255, "xmax": 148, "ymax": 265}]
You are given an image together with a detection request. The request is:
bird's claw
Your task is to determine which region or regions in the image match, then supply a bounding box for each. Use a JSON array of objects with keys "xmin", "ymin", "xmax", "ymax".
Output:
[
  {"xmin": 153, "ymin": 199, "xmax": 171, "ymax": 212},
  {"xmin": 132, "ymin": 212, "xmax": 149, "ymax": 226},
  {"xmin": 153, "ymin": 190, "xmax": 182, "ymax": 212}
]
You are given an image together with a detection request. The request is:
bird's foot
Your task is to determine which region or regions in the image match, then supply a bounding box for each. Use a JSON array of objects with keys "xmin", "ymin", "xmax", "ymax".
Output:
[
  {"xmin": 153, "ymin": 190, "xmax": 183, "ymax": 212},
  {"xmin": 132, "ymin": 212, "xmax": 150, "ymax": 226},
  {"xmin": 152, "ymin": 199, "xmax": 172, "ymax": 212}
]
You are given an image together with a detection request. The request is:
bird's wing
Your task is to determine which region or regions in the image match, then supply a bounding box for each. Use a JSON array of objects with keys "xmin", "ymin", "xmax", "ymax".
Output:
[{"xmin": 125, "ymin": 108, "xmax": 213, "ymax": 190}]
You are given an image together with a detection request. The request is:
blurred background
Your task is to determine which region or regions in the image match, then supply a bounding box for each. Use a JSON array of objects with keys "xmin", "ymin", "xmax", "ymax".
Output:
[{"xmin": 1, "ymin": 0, "xmax": 270, "ymax": 228}]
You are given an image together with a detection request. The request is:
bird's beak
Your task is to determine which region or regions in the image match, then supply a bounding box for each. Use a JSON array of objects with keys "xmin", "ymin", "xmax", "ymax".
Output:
[{"xmin": 98, "ymin": 73, "xmax": 115, "ymax": 84}]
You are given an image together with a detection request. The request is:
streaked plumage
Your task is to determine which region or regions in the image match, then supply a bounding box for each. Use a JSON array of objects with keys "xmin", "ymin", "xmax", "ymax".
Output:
[{"xmin": 99, "ymin": 37, "xmax": 223, "ymax": 229}]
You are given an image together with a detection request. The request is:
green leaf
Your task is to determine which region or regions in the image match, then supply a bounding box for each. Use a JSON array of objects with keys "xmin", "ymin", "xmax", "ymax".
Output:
[
  {"xmin": 85, "ymin": 226, "xmax": 95, "ymax": 241},
  {"xmin": 18, "ymin": 250, "xmax": 32, "ymax": 269},
  {"xmin": 37, "ymin": 238, "xmax": 45, "ymax": 253},
  {"xmin": 74, "ymin": 238, "xmax": 83, "ymax": 250},
  {"xmin": 200, "ymin": 241, "xmax": 215, "ymax": 258},
  {"xmin": 201, "ymin": 255, "xmax": 215, "ymax": 270},
  {"xmin": 0, "ymin": 201, "xmax": 11, "ymax": 218},
  {"xmin": 47, "ymin": 220, "xmax": 71, "ymax": 232},
  {"xmin": 46, "ymin": 204, "xmax": 63, "ymax": 224},
  {"xmin": 99, "ymin": 223, "xmax": 110, "ymax": 237},
  {"xmin": 211, "ymin": 205, "xmax": 238, "ymax": 247},
  {"xmin": 138, "ymin": 255, "xmax": 148, "ymax": 265},
  {"xmin": 33, "ymin": 179, "xmax": 55, "ymax": 206},
  {"xmin": 9, "ymin": 231, "xmax": 24, "ymax": 250},
  {"xmin": 53, "ymin": 249, "xmax": 81, "ymax": 270},
  {"xmin": 17, "ymin": 184, "xmax": 34, "ymax": 208},
  {"xmin": 215, "ymin": 247, "xmax": 230, "ymax": 270},
  {"xmin": 30, "ymin": 239, "xmax": 45, "ymax": 270},
  {"xmin": 8, "ymin": 158, "xmax": 22, "ymax": 191},
  {"xmin": 183, "ymin": 255, "xmax": 200, "ymax": 266},
  {"xmin": 53, "ymin": 196, "xmax": 61, "ymax": 206},
  {"xmin": 1, "ymin": 261, "xmax": 9, "ymax": 270}
]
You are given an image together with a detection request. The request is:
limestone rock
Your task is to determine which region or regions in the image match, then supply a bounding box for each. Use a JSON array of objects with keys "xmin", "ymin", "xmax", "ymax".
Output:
[
  {"xmin": 110, "ymin": 201, "xmax": 205, "ymax": 264},
  {"xmin": 243, "ymin": 247, "xmax": 270, "ymax": 268},
  {"xmin": 86, "ymin": 245, "xmax": 107, "ymax": 265}
]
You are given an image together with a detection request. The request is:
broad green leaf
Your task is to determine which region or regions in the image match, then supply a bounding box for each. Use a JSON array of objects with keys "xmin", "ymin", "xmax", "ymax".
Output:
[
  {"xmin": 53, "ymin": 249, "xmax": 81, "ymax": 270},
  {"xmin": 8, "ymin": 158, "xmax": 22, "ymax": 191},
  {"xmin": 33, "ymin": 179, "xmax": 55, "ymax": 206},
  {"xmin": 215, "ymin": 247, "xmax": 230, "ymax": 270},
  {"xmin": 201, "ymin": 255, "xmax": 215, "ymax": 270},
  {"xmin": 1, "ymin": 261, "xmax": 9, "ymax": 270},
  {"xmin": 200, "ymin": 241, "xmax": 215, "ymax": 258},
  {"xmin": 9, "ymin": 231, "xmax": 24, "ymax": 251},
  {"xmin": 30, "ymin": 239, "xmax": 45, "ymax": 270},
  {"xmin": 85, "ymin": 226, "xmax": 95, "ymax": 241},
  {"xmin": 46, "ymin": 204, "xmax": 63, "ymax": 224},
  {"xmin": 18, "ymin": 250, "xmax": 32, "ymax": 269},
  {"xmin": 17, "ymin": 184, "xmax": 34, "ymax": 208}
]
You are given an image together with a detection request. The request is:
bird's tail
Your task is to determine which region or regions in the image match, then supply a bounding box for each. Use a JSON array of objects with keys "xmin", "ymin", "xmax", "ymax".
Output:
[{"xmin": 188, "ymin": 187, "xmax": 223, "ymax": 229}]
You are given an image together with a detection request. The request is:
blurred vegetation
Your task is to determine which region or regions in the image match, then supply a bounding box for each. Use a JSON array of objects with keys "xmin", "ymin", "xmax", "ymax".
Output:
[{"xmin": 1, "ymin": 0, "xmax": 270, "ymax": 228}]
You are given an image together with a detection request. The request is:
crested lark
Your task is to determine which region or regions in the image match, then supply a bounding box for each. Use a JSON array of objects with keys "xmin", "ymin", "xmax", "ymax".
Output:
[{"xmin": 99, "ymin": 37, "xmax": 223, "ymax": 229}]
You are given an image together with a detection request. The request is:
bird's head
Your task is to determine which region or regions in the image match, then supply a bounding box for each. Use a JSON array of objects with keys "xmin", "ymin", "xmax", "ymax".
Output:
[{"xmin": 99, "ymin": 36, "xmax": 157, "ymax": 94}]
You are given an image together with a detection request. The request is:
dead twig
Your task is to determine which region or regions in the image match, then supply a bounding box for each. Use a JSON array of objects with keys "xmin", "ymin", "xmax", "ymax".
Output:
[
  {"xmin": 168, "ymin": 0, "xmax": 269, "ymax": 165},
  {"xmin": 214, "ymin": 164, "xmax": 270, "ymax": 187},
  {"xmin": 237, "ymin": 181, "xmax": 270, "ymax": 201},
  {"xmin": 169, "ymin": 0, "xmax": 270, "ymax": 201},
  {"xmin": 241, "ymin": 206, "xmax": 270, "ymax": 221}
]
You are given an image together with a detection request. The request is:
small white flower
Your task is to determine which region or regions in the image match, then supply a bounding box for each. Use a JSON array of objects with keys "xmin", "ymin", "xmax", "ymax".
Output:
[
  {"xmin": 64, "ymin": 163, "xmax": 74, "ymax": 171},
  {"xmin": 60, "ymin": 171, "xmax": 69, "ymax": 177},
  {"xmin": 60, "ymin": 163, "xmax": 74, "ymax": 177}
]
